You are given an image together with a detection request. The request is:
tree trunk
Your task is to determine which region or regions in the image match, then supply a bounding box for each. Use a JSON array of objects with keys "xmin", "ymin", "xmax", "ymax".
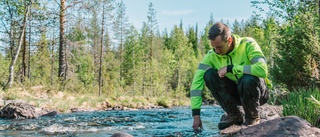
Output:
[
  {"xmin": 50, "ymin": 29, "xmax": 55, "ymax": 85},
  {"xmin": 4, "ymin": 2, "xmax": 31, "ymax": 91},
  {"xmin": 99, "ymin": 5, "xmax": 105, "ymax": 96},
  {"xmin": 28, "ymin": 16, "xmax": 31, "ymax": 79},
  {"xmin": 58, "ymin": 0, "xmax": 66, "ymax": 81},
  {"xmin": 21, "ymin": 25, "xmax": 27, "ymax": 83}
]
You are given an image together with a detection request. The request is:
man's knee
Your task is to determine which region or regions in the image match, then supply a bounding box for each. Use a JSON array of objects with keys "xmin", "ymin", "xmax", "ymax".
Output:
[
  {"xmin": 204, "ymin": 68, "xmax": 219, "ymax": 83},
  {"xmin": 239, "ymin": 75, "xmax": 259, "ymax": 87}
]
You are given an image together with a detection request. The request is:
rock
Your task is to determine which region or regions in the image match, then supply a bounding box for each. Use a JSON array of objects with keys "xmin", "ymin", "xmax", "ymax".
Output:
[
  {"xmin": 0, "ymin": 102, "xmax": 39, "ymax": 119},
  {"xmin": 70, "ymin": 107, "xmax": 95, "ymax": 112},
  {"xmin": 38, "ymin": 108, "xmax": 58, "ymax": 117},
  {"xmin": 236, "ymin": 116, "xmax": 320, "ymax": 137},
  {"xmin": 0, "ymin": 102, "xmax": 57, "ymax": 119},
  {"xmin": 220, "ymin": 116, "xmax": 320, "ymax": 136},
  {"xmin": 219, "ymin": 125, "xmax": 245, "ymax": 135},
  {"xmin": 219, "ymin": 103, "xmax": 282, "ymax": 135},
  {"xmin": 316, "ymin": 116, "xmax": 320, "ymax": 128},
  {"xmin": 259, "ymin": 103, "xmax": 283, "ymax": 123},
  {"xmin": 220, "ymin": 104, "xmax": 282, "ymax": 123},
  {"xmin": 110, "ymin": 132, "xmax": 133, "ymax": 137}
]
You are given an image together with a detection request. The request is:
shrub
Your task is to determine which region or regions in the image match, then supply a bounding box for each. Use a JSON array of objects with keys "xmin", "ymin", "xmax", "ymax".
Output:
[{"xmin": 280, "ymin": 88, "xmax": 320, "ymax": 127}]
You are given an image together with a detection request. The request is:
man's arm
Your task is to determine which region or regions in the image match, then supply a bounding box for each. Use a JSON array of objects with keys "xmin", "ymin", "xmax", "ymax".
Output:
[
  {"xmin": 190, "ymin": 62, "xmax": 213, "ymax": 115},
  {"xmin": 231, "ymin": 39, "xmax": 268, "ymax": 78}
]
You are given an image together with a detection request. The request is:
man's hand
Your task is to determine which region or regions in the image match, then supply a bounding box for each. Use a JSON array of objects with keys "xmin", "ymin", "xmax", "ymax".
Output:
[
  {"xmin": 218, "ymin": 66, "xmax": 227, "ymax": 78},
  {"xmin": 192, "ymin": 115, "xmax": 203, "ymax": 132}
]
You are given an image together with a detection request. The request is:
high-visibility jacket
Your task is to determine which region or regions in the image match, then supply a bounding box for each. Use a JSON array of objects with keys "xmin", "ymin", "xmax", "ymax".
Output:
[{"xmin": 190, "ymin": 34, "xmax": 272, "ymax": 115}]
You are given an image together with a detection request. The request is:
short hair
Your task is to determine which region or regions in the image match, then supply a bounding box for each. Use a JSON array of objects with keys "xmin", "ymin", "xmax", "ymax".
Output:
[{"xmin": 207, "ymin": 22, "xmax": 231, "ymax": 41}]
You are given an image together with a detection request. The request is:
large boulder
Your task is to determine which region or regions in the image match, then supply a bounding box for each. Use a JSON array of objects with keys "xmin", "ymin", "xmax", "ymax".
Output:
[
  {"xmin": 220, "ymin": 103, "xmax": 283, "ymax": 123},
  {"xmin": 0, "ymin": 102, "xmax": 57, "ymax": 119},
  {"xmin": 236, "ymin": 116, "xmax": 320, "ymax": 136},
  {"xmin": 220, "ymin": 104, "xmax": 320, "ymax": 136}
]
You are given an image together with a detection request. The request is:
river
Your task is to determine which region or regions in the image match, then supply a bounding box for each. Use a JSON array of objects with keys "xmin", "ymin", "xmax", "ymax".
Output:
[{"xmin": 0, "ymin": 105, "xmax": 224, "ymax": 137}]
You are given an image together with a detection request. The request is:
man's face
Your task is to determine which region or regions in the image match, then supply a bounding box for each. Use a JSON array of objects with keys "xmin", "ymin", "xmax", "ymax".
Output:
[{"xmin": 210, "ymin": 35, "xmax": 230, "ymax": 55}]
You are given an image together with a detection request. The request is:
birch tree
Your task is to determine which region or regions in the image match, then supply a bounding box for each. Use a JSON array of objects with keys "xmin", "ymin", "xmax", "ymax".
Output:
[{"xmin": 4, "ymin": 0, "xmax": 31, "ymax": 90}]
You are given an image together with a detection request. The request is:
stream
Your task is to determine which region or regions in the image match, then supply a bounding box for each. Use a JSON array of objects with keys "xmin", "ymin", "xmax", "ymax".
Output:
[{"xmin": 0, "ymin": 105, "xmax": 224, "ymax": 137}]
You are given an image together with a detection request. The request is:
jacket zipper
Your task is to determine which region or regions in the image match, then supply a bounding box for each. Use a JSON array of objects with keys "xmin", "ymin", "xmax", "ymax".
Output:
[{"xmin": 227, "ymin": 55, "xmax": 239, "ymax": 80}]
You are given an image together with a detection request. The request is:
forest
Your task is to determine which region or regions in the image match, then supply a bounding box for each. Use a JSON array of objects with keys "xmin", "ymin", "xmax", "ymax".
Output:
[{"xmin": 0, "ymin": 0, "xmax": 319, "ymax": 121}]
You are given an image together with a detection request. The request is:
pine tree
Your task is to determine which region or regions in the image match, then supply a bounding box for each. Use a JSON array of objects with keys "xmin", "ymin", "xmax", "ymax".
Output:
[
  {"xmin": 113, "ymin": 0, "xmax": 129, "ymax": 87},
  {"xmin": 186, "ymin": 25, "xmax": 199, "ymax": 57},
  {"xmin": 168, "ymin": 26, "xmax": 197, "ymax": 96},
  {"xmin": 32, "ymin": 31, "xmax": 51, "ymax": 84}
]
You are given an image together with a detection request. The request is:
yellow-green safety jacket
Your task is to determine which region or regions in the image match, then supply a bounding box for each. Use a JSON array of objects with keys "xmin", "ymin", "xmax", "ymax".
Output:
[{"xmin": 190, "ymin": 34, "xmax": 272, "ymax": 115}]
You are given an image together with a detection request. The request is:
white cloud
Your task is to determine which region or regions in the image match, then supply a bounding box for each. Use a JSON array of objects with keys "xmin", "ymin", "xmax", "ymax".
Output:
[{"xmin": 161, "ymin": 9, "xmax": 193, "ymax": 16}]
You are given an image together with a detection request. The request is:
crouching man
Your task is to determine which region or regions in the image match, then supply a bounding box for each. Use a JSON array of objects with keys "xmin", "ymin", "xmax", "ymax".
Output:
[{"xmin": 190, "ymin": 22, "xmax": 272, "ymax": 131}]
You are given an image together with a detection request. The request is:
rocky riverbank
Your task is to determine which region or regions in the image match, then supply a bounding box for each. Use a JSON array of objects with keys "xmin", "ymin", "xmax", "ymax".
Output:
[{"xmin": 0, "ymin": 101, "xmax": 319, "ymax": 136}]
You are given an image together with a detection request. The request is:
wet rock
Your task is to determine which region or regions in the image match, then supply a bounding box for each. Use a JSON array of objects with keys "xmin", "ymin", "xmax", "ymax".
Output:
[
  {"xmin": 39, "ymin": 108, "xmax": 58, "ymax": 117},
  {"xmin": 110, "ymin": 132, "xmax": 133, "ymax": 137},
  {"xmin": 70, "ymin": 107, "xmax": 95, "ymax": 112},
  {"xmin": 0, "ymin": 102, "xmax": 57, "ymax": 119}
]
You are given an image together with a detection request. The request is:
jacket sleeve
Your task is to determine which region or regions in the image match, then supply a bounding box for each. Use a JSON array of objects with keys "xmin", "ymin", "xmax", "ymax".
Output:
[
  {"xmin": 232, "ymin": 39, "xmax": 268, "ymax": 78},
  {"xmin": 190, "ymin": 54, "xmax": 213, "ymax": 116}
]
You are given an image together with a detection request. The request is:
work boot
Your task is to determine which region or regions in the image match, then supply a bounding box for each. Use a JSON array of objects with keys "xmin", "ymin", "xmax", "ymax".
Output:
[
  {"xmin": 218, "ymin": 114, "xmax": 243, "ymax": 130},
  {"xmin": 243, "ymin": 117, "xmax": 260, "ymax": 126}
]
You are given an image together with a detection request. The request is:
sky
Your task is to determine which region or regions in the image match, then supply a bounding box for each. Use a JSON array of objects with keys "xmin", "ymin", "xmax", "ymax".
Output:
[{"xmin": 116, "ymin": 0, "xmax": 268, "ymax": 33}]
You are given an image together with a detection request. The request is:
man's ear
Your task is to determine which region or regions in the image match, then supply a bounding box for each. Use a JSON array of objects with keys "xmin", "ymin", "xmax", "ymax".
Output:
[{"xmin": 227, "ymin": 37, "xmax": 233, "ymax": 44}]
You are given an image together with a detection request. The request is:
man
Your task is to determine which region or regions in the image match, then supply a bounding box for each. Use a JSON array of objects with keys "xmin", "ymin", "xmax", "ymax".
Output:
[{"xmin": 190, "ymin": 22, "xmax": 272, "ymax": 131}]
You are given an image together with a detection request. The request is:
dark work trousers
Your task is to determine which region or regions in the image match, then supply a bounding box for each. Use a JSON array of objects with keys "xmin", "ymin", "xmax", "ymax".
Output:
[{"xmin": 204, "ymin": 68, "xmax": 269, "ymax": 118}]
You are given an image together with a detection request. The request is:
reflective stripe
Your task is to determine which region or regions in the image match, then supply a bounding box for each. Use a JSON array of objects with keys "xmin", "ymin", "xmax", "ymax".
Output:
[
  {"xmin": 243, "ymin": 66, "xmax": 251, "ymax": 74},
  {"xmin": 250, "ymin": 57, "xmax": 266, "ymax": 64},
  {"xmin": 198, "ymin": 63, "xmax": 212, "ymax": 71},
  {"xmin": 190, "ymin": 90, "xmax": 202, "ymax": 97}
]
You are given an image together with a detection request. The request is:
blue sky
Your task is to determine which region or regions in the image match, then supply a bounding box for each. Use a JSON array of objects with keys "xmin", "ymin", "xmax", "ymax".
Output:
[{"xmin": 117, "ymin": 0, "xmax": 268, "ymax": 32}]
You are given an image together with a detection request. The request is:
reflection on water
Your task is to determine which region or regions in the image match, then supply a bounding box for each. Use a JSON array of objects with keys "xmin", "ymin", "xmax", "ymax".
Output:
[{"xmin": 0, "ymin": 106, "xmax": 224, "ymax": 137}]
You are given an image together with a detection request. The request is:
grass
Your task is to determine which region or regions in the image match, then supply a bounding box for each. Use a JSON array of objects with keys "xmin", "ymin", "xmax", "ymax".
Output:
[
  {"xmin": 280, "ymin": 87, "xmax": 320, "ymax": 127},
  {"xmin": 0, "ymin": 86, "xmax": 190, "ymax": 113}
]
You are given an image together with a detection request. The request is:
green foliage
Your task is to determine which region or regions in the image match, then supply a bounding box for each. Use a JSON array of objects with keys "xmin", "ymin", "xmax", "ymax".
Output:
[
  {"xmin": 167, "ymin": 26, "xmax": 197, "ymax": 95},
  {"xmin": 75, "ymin": 53, "xmax": 95, "ymax": 86},
  {"xmin": 310, "ymin": 95, "xmax": 320, "ymax": 109},
  {"xmin": 31, "ymin": 32, "xmax": 51, "ymax": 85},
  {"xmin": 186, "ymin": 26, "xmax": 199, "ymax": 57},
  {"xmin": 67, "ymin": 27, "xmax": 86, "ymax": 43},
  {"xmin": 0, "ymin": 53, "xmax": 9, "ymax": 87},
  {"xmin": 266, "ymin": 84, "xmax": 289, "ymax": 105},
  {"xmin": 122, "ymin": 25, "xmax": 142, "ymax": 86},
  {"xmin": 199, "ymin": 13, "xmax": 215, "ymax": 55},
  {"xmin": 280, "ymin": 88, "xmax": 320, "ymax": 127},
  {"xmin": 253, "ymin": 0, "xmax": 320, "ymax": 89},
  {"xmin": 199, "ymin": 25, "xmax": 212, "ymax": 54},
  {"xmin": 156, "ymin": 96, "xmax": 170, "ymax": 108},
  {"xmin": 272, "ymin": 20, "xmax": 319, "ymax": 88},
  {"xmin": 260, "ymin": 17, "xmax": 278, "ymax": 69},
  {"xmin": 232, "ymin": 19, "xmax": 243, "ymax": 35}
]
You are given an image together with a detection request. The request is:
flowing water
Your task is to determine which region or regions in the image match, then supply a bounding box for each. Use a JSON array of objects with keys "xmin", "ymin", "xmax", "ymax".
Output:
[{"xmin": 0, "ymin": 106, "xmax": 224, "ymax": 137}]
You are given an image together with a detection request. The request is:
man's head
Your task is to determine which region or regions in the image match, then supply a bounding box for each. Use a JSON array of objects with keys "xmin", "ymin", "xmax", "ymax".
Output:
[{"xmin": 208, "ymin": 22, "xmax": 233, "ymax": 55}]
